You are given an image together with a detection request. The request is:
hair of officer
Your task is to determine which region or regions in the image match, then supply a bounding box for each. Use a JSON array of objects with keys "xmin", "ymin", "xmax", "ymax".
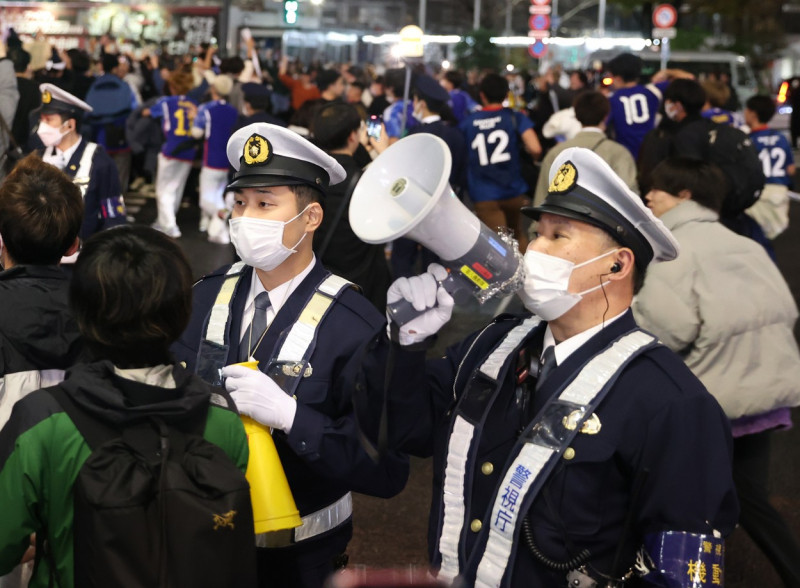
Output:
[
  {"xmin": 70, "ymin": 225, "xmax": 193, "ymax": 367},
  {"xmin": 649, "ymin": 157, "xmax": 727, "ymax": 214},
  {"xmin": 0, "ymin": 153, "xmax": 83, "ymax": 265},
  {"xmin": 607, "ymin": 53, "xmax": 642, "ymax": 83},
  {"xmin": 746, "ymin": 95, "xmax": 777, "ymax": 124},
  {"xmin": 479, "ymin": 73, "xmax": 509, "ymax": 104},
  {"xmin": 594, "ymin": 230, "xmax": 647, "ymax": 295},
  {"xmin": 573, "ymin": 91, "xmax": 610, "ymax": 127},
  {"xmin": 290, "ymin": 185, "xmax": 322, "ymax": 213},
  {"xmin": 664, "ymin": 79, "xmax": 706, "ymax": 116},
  {"xmin": 312, "ymin": 102, "xmax": 362, "ymax": 152}
]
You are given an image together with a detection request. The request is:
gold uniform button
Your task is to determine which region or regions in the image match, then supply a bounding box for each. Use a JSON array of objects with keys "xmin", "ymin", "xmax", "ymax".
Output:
[
  {"xmin": 481, "ymin": 462, "xmax": 494, "ymax": 475},
  {"xmin": 470, "ymin": 519, "xmax": 482, "ymax": 532},
  {"xmin": 563, "ymin": 447, "xmax": 576, "ymax": 460}
]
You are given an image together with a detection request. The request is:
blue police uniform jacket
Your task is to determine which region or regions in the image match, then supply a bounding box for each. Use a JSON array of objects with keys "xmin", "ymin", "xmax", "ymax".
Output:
[
  {"xmin": 40, "ymin": 139, "xmax": 127, "ymax": 240},
  {"xmin": 173, "ymin": 259, "xmax": 409, "ymax": 553},
  {"xmin": 378, "ymin": 310, "xmax": 738, "ymax": 585}
]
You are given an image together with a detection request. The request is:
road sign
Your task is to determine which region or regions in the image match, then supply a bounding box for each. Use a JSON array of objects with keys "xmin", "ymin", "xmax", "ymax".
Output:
[
  {"xmin": 527, "ymin": 30, "xmax": 551, "ymax": 38},
  {"xmin": 529, "ymin": 14, "xmax": 550, "ymax": 30},
  {"xmin": 528, "ymin": 40, "xmax": 547, "ymax": 58},
  {"xmin": 529, "ymin": 5, "xmax": 552, "ymax": 14},
  {"xmin": 652, "ymin": 4, "xmax": 677, "ymax": 28},
  {"xmin": 652, "ymin": 26, "xmax": 676, "ymax": 39},
  {"xmin": 531, "ymin": 0, "xmax": 551, "ymax": 5}
]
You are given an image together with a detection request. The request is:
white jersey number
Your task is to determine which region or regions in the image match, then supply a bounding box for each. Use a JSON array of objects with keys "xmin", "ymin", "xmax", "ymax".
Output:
[
  {"xmin": 472, "ymin": 130, "xmax": 511, "ymax": 166},
  {"xmin": 759, "ymin": 147, "xmax": 787, "ymax": 178},
  {"xmin": 619, "ymin": 94, "xmax": 650, "ymax": 125}
]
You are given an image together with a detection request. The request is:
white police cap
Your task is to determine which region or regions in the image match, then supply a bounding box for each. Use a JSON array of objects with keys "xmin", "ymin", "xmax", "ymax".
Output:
[
  {"xmin": 39, "ymin": 83, "xmax": 93, "ymax": 118},
  {"xmin": 226, "ymin": 123, "xmax": 346, "ymax": 192},
  {"xmin": 522, "ymin": 147, "xmax": 679, "ymax": 268}
]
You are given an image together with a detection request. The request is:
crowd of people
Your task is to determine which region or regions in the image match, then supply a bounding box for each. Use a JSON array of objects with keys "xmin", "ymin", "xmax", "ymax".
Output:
[{"xmin": 1, "ymin": 29, "xmax": 800, "ymax": 588}]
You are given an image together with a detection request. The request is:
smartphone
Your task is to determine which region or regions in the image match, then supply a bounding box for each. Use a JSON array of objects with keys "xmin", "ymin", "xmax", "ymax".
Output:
[{"xmin": 367, "ymin": 115, "xmax": 382, "ymax": 140}]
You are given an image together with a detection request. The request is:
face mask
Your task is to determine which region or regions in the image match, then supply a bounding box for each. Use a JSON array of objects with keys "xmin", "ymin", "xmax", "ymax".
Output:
[
  {"xmin": 519, "ymin": 248, "xmax": 619, "ymax": 321},
  {"xmin": 37, "ymin": 121, "xmax": 69, "ymax": 147},
  {"xmin": 664, "ymin": 101, "xmax": 680, "ymax": 121},
  {"xmin": 229, "ymin": 206, "xmax": 309, "ymax": 271}
]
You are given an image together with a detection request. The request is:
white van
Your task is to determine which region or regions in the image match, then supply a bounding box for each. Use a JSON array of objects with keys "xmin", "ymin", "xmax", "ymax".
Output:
[{"xmin": 586, "ymin": 49, "xmax": 758, "ymax": 108}]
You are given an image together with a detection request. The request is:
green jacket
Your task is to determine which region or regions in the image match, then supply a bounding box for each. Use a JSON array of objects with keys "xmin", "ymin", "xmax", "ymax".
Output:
[{"xmin": 0, "ymin": 361, "xmax": 249, "ymax": 587}]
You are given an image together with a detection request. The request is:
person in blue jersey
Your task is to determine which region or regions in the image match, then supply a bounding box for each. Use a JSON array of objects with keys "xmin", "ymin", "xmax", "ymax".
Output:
[
  {"xmin": 382, "ymin": 68, "xmax": 419, "ymax": 144},
  {"xmin": 744, "ymin": 95, "xmax": 796, "ymax": 239},
  {"xmin": 192, "ymin": 75, "xmax": 239, "ymax": 242},
  {"xmin": 143, "ymin": 68, "xmax": 198, "ymax": 238},
  {"xmin": 606, "ymin": 53, "xmax": 691, "ymax": 159},
  {"xmin": 460, "ymin": 72, "xmax": 542, "ymax": 252},
  {"xmin": 440, "ymin": 70, "xmax": 479, "ymax": 124}
]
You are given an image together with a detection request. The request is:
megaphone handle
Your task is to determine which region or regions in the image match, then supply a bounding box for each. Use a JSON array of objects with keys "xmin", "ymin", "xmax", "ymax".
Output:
[{"xmin": 387, "ymin": 273, "xmax": 465, "ymax": 327}]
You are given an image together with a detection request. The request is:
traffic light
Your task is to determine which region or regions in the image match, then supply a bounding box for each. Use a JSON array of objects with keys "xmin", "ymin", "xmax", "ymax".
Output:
[{"xmin": 283, "ymin": 0, "xmax": 298, "ymax": 25}]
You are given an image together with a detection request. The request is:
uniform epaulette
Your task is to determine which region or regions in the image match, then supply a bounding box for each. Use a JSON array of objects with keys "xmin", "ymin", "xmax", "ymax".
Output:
[
  {"xmin": 193, "ymin": 264, "xmax": 244, "ymax": 287},
  {"xmin": 331, "ymin": 282, "xmax": 384, "ymax": 329}
]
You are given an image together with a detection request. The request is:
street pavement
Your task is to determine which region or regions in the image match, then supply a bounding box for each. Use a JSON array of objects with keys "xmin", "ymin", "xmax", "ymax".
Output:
[{"xmin": 130, "ymin": 178, "xmax": 800, "ymax": 586}]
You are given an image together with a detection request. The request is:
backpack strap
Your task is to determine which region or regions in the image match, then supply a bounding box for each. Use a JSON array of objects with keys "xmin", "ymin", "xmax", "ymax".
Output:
[{"xmin": 48, "ymin": 387, "xmax": 118, "ymax": 451}]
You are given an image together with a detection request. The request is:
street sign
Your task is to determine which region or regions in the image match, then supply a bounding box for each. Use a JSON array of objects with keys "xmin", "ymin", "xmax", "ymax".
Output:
[
  {"xmin": 652, "ymin": 26, "xmax": 677, "ymax": 39},
  {"xmin": 528, "ymin": 40, "xmax": 547, "ymax": 58},
  {"xmin": 529, "ymin": 5, "xmax": 552, "ymax": 14},
  {"xmin": 531, "ymin": 0, "xmax": 551, "ymax": 5},
  {"xmin": 529, "ymin": 14, "xmax": 550, "ymax": 30},
  {"xmin": 652, "ymin": 4, "xmax": 677, "ymax": 28},
  {"xmin": 527, "ymin": 30, "xmax": 551, "ymax": 38}
]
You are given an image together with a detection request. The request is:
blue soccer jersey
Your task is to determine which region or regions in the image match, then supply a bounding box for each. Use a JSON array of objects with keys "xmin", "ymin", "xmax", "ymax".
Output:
[
  {"xmin": 193, "ymin": 99, "xmax": 239, "ymax": 170},
  {"xmin": 751, "ymin": 128, "xmax": 795, "ymax": 187},
  {"xmin": 608, "ymin": 81, "xmax": 669, "ymax": 159},
  {"xmin": 459, "ymin": 106, "xmax": 533, "ymax": 202},
  {"xmin": 383, "ymin": 100, "xmax": 418, "ymax": 139},
  {"xmin": 151, "ymin": 95, "xmax": 199, "ymax": 162}
]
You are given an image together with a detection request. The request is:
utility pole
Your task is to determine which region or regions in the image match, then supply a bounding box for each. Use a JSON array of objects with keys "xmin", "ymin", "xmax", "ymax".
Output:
[
  {"xmin": 419, "ymin": 0, "xmax": 427, "ymax": 30},
  {"xmin": 474, "ymin": 0, "xmax": 481, "ymax": 30},
  {"xmin": 598, "ymin": 0, "xmax": 606, "ymax": 36}
]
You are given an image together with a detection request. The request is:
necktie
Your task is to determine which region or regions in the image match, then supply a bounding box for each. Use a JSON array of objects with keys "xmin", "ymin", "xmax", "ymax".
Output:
[
  {"xmin": 239, "ymin": 292, "xmax": 271, "ymax": 361},
  {"xmin": 536, "ymin": 346, "xmax": 557, "ymax": 391}
]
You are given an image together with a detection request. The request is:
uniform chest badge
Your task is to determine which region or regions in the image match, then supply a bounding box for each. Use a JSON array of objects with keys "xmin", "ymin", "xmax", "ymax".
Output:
[
  {"xmin": 549, "ymin": 161, "xmax": 578, "ymax": 194},
  {"xmin": 563, "ymin": 410, "xmax": 602, "ymax": 435},
  {"xmin": 281, "ymin": 362, "xmax": 313, "ymax": 378},
  {"xmin": 243, "ymin": 134, "xmax": 272, "ymax": 166}
]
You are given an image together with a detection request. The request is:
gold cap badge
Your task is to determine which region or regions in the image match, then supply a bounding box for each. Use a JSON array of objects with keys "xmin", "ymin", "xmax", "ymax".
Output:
[
  {"xmin": 42, "ymin": 90, "xmax": 52, "ymax": 104},
  {"xmin": 549, "ymin": 161, "xmax": 578, "ymax": 194},
  {"xmin": 243, "ymin": 134, "xmax": 272, "ymax": 166}
]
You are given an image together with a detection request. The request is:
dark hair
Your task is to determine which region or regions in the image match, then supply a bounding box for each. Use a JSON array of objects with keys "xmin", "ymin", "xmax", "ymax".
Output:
[
  {"xmin": 745, "ymin": 95, "xmax": 776, "ymax": 124},
  {"xmin": 8, "ymin": 47, "xmax": 31, "ymax": 74},
  {"xmin": 607, "ymin": 53, "xmax": 642, "ymax": 83},
  {"xmin": 570, "ymin": 70, "xmax": 588, "ymax": 87},
  {"xmin": 479, "ymin": 73, "xmax": 508, "ymax": 104},
  {"xmin": 245, "ymin": 94, "xmax": 270, "ymax": 112},
  {"xmin": 411, "ymin": 89, "xmax": 446, "ymax": 115},
  {"xmin": 664, "ymin": 79, "xmax": 706, "ymax": 116},
  {"xmin": 312, "ymin": 102, "xmax": 361, "ymax": 151},
  {"xmin": 649, "ymin": 157, "xmax": 726, "ymax": 213},
  {"xmin": 67, "ymin": 49, "xmax": 91, "ymax": 74},
  {"xmin": 384, "ymin": 68, "xmax": 406, "ymax": 96},
  {"xmin": 597, "ymin": 231, "xmax": 647, "ymax": 294},
  {"xmin": 70, "ymin": 225, "xmax": 194, "ymax": 367},
  {"xmin": 220, "ymin": 56, "xmax": 245, "ymax": 75},
  {"xmin": 444, "ymin": 70, "xmax": 464, "ymax": 89},
  {"xmin": 0, "ymin": 153, "xmax": 83, "ymax": 265},
  {"xmin": 316, "ymin": 69, "xmax": 343, "ymax": 92},
  {"xmin": 573, "ymin": 91, "xmax": 610, "ymax": 127},
  {"xmin": 101, "ymin": 53, "xmax": 119, "ymax": 75},
  {"xmin": 290, "ymin": 184, "xmax": 323, "ymax": 212}
]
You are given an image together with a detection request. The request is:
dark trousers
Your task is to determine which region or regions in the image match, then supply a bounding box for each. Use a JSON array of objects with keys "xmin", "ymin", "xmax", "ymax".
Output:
[
  {"xmin": 255, "ymin": 527, "xmax": 350, "ymax": 588},
  {"xmin": 733, "ymin": 431, "xmax": 800, "ymax": 587}
]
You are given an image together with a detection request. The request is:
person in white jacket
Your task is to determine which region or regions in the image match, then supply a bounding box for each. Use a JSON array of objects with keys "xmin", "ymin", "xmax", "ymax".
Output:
[{"xmin": 632, "ymin": 156, "xmax": 800, "ymax": 587}]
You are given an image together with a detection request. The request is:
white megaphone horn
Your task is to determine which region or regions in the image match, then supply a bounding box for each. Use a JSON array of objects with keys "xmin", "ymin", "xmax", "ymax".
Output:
[{"xmin": 349, "ymin": 134, "xmax": 524, "ymax": 325}]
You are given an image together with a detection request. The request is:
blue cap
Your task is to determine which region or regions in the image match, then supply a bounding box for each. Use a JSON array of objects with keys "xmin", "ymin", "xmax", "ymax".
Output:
[{"xmin": 414, "ymin": 75, "xmax": 449, "ymax": 104}]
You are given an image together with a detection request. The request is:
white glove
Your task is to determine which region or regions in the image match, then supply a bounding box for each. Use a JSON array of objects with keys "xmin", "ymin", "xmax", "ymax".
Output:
[
  {"xmin": 222, "ymin": 365, "xmax": 298, "ymax": 433},
  {"xmin": 386, "ymin": 263, "xmax": 455, "ymax": 346}
]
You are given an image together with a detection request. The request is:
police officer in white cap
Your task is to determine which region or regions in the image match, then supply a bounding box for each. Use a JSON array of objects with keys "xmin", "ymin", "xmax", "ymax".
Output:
[
  {"xmin": 375, "ymin": 147, "xmax": 738, "ymax": 587},
  {"xmin": 36, "ymin": 83, "xmax": 127, "ymax": 242},
  {"xmin": 173, "ymin": 123, "xmax": 409, "ymax": 588}
]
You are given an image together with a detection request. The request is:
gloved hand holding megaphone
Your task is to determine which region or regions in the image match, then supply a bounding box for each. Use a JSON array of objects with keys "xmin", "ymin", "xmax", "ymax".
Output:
[
  {"xmin": 386, "ymin": 263, "xmax": 455, "ymax": 345},
  {"xmin": 349, "ymin": 134, "xmax": 525, "ymax": 327}
]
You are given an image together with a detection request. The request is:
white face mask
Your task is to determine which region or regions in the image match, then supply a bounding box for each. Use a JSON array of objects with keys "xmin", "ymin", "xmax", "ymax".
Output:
[
  {"xmin": 229, "ymin": 205, "xmax": 309, "ymax": 271},
  {"xmin": 519, "ymin": 248, "xmax": 619, "ymax": 321},
  {"xmin": 37, "ymin": 121, "xmax": 69, "ymax": 148},
  {"xmin": 664, "ymin": 101, "xmax": 680, "ymax": 121}
]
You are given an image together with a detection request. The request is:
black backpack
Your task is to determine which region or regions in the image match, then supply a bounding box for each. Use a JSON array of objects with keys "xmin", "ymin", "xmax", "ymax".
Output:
[
  {"xmin": 46, "ymin": 387, "xmax": 257, "ymax": 588},
  {"xmin": 702, "ymin": 121, "xmax": 765, "ymax": 218}
]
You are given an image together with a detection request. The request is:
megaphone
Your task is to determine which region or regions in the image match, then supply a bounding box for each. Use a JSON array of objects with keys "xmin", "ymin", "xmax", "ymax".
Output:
[
  {"xmin": 349, "ymin": 134, "xmax": 524, "ymax": 325},
  {"xmin": 235, "ymin": 361, "xmax": 302, "ymax": 534}
]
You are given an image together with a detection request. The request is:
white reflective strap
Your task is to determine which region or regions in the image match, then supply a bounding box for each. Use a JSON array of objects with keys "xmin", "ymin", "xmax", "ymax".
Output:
[
  {"xmin": 0, "ymin": 369, "xmax": 66, "ymax": 430},
  {"xmin": 74, "ymin": 142, "xmax": 97, "ymax": 189},
  {"xmin": 254, "ymin": 492, "xmax": 353, "ymax": 547},
  {"xmin": 558, "ymin": 331, "xmax": 654, "ymax": 406},
  {"xmin": 475, "ymin": 444, "xmax": 553, "ymax": 588},
  {"xmin": 478, "ymin": 317, "xmax": 541, "ymax": 381},
  {"xmin": 437, "ymin": 416, "xmax": 476, "ymax": 582},
  {"xmin": 275, "ymin": 274, "xmax": 352, "ymax": 363},
  {"xmin": 473, "ymin": 330, "xmax": 656, "ymax": 585},
  {"xmin": 204, "ymin": 262, "xmax": 246, "ymax": 346},
  {"xmin": 646, "ymin": 83, "xmax": 662, "ymax": 102}
]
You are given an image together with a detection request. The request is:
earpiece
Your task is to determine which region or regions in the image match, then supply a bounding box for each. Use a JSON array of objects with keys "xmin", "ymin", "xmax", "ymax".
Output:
[{"xmin": 610, "ymin": 262, "xmax": 621, "ymax": 273}]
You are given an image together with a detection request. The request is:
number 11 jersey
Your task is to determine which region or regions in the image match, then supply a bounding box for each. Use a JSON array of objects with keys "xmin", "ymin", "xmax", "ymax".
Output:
[
  {"xmin": 460, "ymin": 106, "xmax": 533, "ymax": 202},
  {"xmin": 151, "ymin": 95, "xmax": 199, "ymax": 162}
]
